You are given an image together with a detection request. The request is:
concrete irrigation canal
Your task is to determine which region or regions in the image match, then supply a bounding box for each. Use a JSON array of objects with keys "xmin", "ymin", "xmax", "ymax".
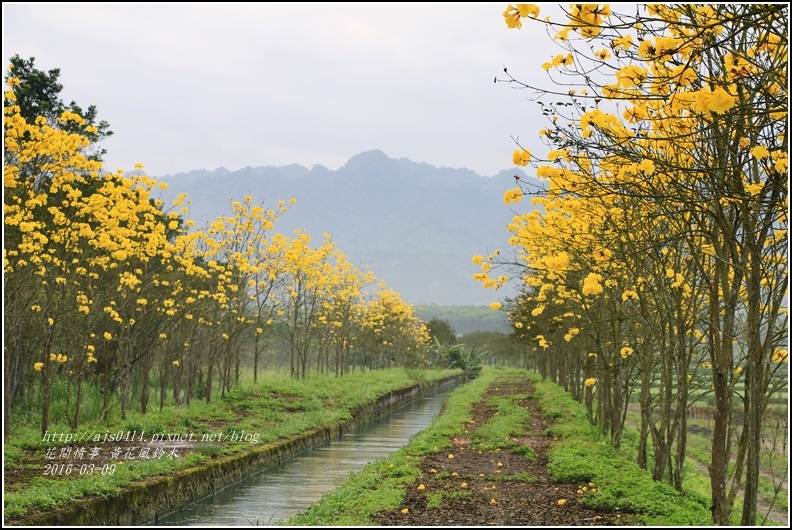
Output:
[
  {"xmin": 7, "ymin": 372, "xmax": 467, "ymax": 527},
  {"xmin": 153, "ymin": 378, "xmax": 461, "ymax": 525}
]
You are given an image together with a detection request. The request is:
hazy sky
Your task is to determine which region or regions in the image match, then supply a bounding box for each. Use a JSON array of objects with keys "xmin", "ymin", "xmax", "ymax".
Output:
[{"xmin": 3, "ymin": 2, "xmax": 566, "ymax": 178}]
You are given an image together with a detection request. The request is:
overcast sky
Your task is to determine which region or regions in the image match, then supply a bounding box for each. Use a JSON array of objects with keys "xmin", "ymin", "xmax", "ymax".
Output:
[{"xmin": 4, "ymin": 3, "xmax": 567, "ymax": 179}]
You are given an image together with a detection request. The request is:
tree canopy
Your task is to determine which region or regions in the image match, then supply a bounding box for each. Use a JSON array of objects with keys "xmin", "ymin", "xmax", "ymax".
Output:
[{"xmin": 480, "ymin": 4, "xmax": 787, "ymax": 525}]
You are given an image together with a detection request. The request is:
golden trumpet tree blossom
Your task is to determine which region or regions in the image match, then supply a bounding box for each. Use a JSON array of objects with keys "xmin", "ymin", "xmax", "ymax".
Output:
[{"xmin": 482, "ymin": 5, "xmax": 787, "ymax": 524}]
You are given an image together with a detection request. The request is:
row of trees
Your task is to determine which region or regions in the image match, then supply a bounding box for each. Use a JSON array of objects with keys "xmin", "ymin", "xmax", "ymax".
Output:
[
  {"xmin": 480, "ymin": 4, "xmax": 787, "ymax": 525},
  {"xmin": 3, "ymin": 57, "xmax": 430, "ymax": 440}
]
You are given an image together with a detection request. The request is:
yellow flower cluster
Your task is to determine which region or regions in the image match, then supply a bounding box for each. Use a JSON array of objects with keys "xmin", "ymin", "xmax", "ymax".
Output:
[
  {"xmin": 771, "ymin": 348, "xmax": 788, "ymax": 363},
  {"xmin": 502, "ymin": 3, "xmax": 541, "ymax": 29},
  {"xmin": 581, "ymin": 273, "xmax": 603, "ymax": 296},
  {"xmin": 503, "ymin": 188, "xmax": 523, "ymax": 205}
]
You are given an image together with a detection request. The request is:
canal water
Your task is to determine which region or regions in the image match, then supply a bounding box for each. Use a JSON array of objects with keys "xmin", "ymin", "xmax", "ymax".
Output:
[{"xmin": 155, "ymin": 379, "xmax": 460, "ymax": 526}]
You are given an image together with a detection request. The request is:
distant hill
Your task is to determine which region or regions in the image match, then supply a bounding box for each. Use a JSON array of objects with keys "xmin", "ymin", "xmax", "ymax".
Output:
[
  {"xmin": 153, "ymin": 150, "xmax": 542, "ymax": 306},
  {"xmin": 415, "ymin": 304, "xmax": 510, "ymax": 336}
]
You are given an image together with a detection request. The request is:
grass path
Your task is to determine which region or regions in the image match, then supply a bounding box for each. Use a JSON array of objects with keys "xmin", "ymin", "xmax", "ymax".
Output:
[{"xmin": 285, "ymin": 367, "xmax": 713, "ymax": 526}]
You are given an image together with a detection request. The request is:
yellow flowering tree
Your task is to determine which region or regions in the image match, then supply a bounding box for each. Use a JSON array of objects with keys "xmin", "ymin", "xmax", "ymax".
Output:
[
  {"xmin": 314, "ymin": 254, "xmax": 376, "ymax": 376},
  {"xmin": 4, "ymin": 74, "xmax": 179, "ymax": 428},
  {"xmin": 490, "ymin": 4, "xmax": 787, "ymax": 523},
  {"xmin": 359, "ymin": 286, "xmax": 431, "ymax": 370},
  {"xmin": 190, "ymin": 195, "xmax": 292, "ymax": 394},
  {"xmin": 4, "ymin": 54, "xmax": 113, "ymax": 162},
  {"xmin": 3, "ymin": 60, "xmax": 433, "ymax": 437},
  {"xmin": 268, "ymin": 230, "xmax": 335, "ymax": 378},
  {"xmin": 240, "ymin": 200, "xmax": 295, "ymax": 383}
]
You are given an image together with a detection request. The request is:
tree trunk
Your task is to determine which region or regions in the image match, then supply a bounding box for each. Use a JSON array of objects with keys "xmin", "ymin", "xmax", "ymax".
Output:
[
  {"xmin": 740, "ymin": 247, "xmax": 765, "ymax": 526},
  {"xmin": 40, "ymin": 326, "xmax": 55, "ymax": 437},
  {"xmin": 637, "ymin": 365, "xmax": 652, "ymax": 470},
  {"xmin": 206, "ymin": 358, "xmax": 213, "ymax": 404}
]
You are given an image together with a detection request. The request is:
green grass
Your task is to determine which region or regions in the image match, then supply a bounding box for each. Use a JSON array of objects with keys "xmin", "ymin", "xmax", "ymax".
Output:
[
  {"xmin": 680, "ymin": 426, "xmax": 788, "ymax": 525},
  {"xmin": 758, "ymin": 475, "xmax": 788, "ymax": 512},
  {"xmin": 425, "ymin": 489, "xmax": 473, "ymax": 509},
  {"xmin": 4, "ymin": 452, "xmax": 208, "ymax": 517},
  {"xmin": 469, "ymin": 392, "xmax": 533, "ymax": 452},
  {"xmin": 4, "ymin": 367, "xmax": 461, "ymax": 521},
  {"xmin": 282, "ymin": 366, "xmax": 514, "ymax": 525},
  {"xmin": 535, "ymin": 380, "xmax": 713, "ymax": 526},
  {"xmin": 512, "ymin": 444, "xmax": 537, "ymax": 459},
  {"xmin": 285, "ymin": 368, "xmax": 714, "ymax": 526},
  {"xmin": 618, "ymin": 382, "xmax": 788, "ymax": 526},
  {"xmin": 630, "ymin": 407, "xmax": 788, "ymax": 524}
]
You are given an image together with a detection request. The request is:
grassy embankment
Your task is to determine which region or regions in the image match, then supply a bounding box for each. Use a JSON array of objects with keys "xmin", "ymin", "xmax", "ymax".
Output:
[
  {"xmin": 284, "ymin": 366, "xmax": 714, "ymax": 526},
  {"xmin": 3, "ymin": 367, "xmax": 460, "ymax": 521},
  {"xmin": 622, "ymin": 384, "xmax": 788, "ymax": 525}
]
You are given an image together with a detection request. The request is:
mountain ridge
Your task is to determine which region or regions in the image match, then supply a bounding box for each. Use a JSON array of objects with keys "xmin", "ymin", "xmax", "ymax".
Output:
[{"xmin": 154, "ymin": 150, "xmax": 541, "ymax": 306}]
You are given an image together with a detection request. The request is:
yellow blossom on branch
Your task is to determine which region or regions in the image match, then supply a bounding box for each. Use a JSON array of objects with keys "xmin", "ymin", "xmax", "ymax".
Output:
[
  {"xmin": 512, "ymin": 149, "xmax": 531, "ymax": 166},
  {"xmin": 581, "ymin": 273, "xmax": 603, "ymax": 296},
  {"xmin": 504, "ymin": 188, "xmax": 523, "ymax": 205},
  {"xmin": 750, "ymin": 145, "xmax": 770, "ymax": 159},
  {"xmin": 503, "ymin": 4, "xmax": 522, "ymax": 28},
  {"xmin": 692, "ymin": 86, "xmax": 736, "ymax": 115}
]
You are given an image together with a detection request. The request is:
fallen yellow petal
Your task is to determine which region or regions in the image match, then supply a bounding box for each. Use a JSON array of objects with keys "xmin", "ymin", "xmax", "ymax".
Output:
[
  {"xmin": 401, "ymin": 508, "xmax": 409, "ymax": 514},
  {"xmin": 491, "ymin": 498, "xmax": 498, "ymax": 505},
  {"xmin": 557, "ymin": 499, "xmax": 566, "ymax": 505},
  {"xmin": 417, "ymin": 484, "xmax": 425, "ymax": 490},
  {"xmin": 448, "ymin": 454, "xmax": 454, "ymax": 459}
]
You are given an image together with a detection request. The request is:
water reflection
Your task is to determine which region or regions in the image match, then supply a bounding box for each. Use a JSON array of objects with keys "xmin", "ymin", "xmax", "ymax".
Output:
[{"xmin": 155, "ymin": 382, "xmax": 457, "ymax": 526}]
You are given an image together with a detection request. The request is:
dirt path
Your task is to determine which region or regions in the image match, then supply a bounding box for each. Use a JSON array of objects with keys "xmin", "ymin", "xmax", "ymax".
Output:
[{"xmin": 373, "ymin": 377, "xmax": 630, "ymax": 526}]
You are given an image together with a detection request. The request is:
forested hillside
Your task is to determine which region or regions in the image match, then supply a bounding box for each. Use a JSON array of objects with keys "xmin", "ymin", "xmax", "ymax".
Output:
[{"xmin": 415, "ymin": 304, "xmax": 509, "ymax": 335}]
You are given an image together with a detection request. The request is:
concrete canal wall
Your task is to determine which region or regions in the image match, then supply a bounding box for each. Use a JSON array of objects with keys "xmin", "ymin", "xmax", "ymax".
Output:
[{"xmin": 14, "ymin": 375, "xmax": 462, "ymax": 526}]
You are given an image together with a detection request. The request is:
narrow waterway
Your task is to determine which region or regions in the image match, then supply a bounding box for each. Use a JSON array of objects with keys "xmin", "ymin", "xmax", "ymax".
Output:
[{"xmin": 155, "ymin": 380, "xmax": 460, "ymax": 526}]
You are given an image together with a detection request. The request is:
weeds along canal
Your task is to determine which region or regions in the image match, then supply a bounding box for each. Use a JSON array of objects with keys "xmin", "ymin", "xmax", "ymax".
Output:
[{"xmin": 154, "ymin": 379, "xmax": 462, "ymax": 526}]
